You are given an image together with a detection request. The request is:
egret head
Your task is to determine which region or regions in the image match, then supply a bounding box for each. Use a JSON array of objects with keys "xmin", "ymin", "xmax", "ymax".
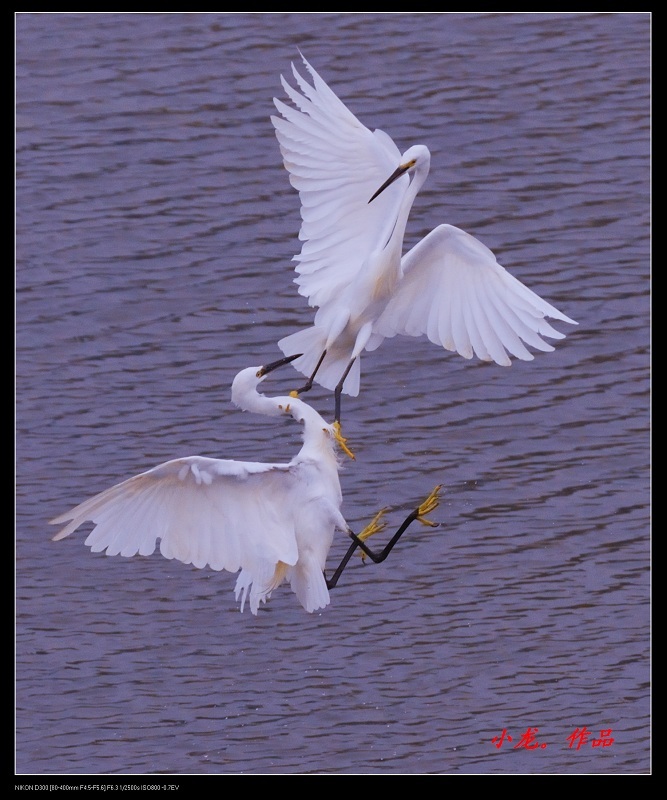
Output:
[
  {"xmin": 369, "ymin": 144, "xmax": 431, "ymax": 203},
  {"xmin": 231, "ymin": 354, "xmax": 301, "ymax": 409}
]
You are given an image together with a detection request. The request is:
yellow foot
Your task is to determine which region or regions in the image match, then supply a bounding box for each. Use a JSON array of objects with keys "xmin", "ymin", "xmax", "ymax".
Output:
[
  {"xmin": 289, "ymin": 390, "xmax": 299, "ymax": 398},
  {"xmin": 333, "ymin": 421, "xmax": 355, "ymax": 460},
  {"xmin": 415, "ymin": 485, "xmax": 442, "ymax": 527},
  {"xmin": 357, "ymin": 508, "xmax": 388, "ymax": 562}
]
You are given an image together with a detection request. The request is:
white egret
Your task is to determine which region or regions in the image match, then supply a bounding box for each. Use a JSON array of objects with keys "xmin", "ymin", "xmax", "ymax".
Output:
[
  {"xmin": 51, "ymin": 355, "xmax": 441, "ymax": 614},
  {"xmin": 272, "ymin": 57, "xmax": 577, "ymax": 453}
]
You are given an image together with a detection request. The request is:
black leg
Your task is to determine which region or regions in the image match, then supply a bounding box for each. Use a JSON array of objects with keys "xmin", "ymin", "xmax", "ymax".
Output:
[
  {"xmin": 326, "ymin": 486, "xmax": 441, "ymax": 590},
  {"xmin": 334, "ymin": 357, "xmax": 356, "ymax": 423},
  {"xmin": 330, "ymin": 357, "xmax": 358, "ymax": 460},
  {"xmin": 293, "ymin": 350, "xmax": 327, "ymax": 396}
]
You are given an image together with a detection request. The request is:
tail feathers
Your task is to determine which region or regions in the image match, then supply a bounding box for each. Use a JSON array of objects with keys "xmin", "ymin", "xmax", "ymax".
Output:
[
  {"xmin": 235, "ymin": 561, "xmax": 289, "ymax": 615},
  {"xmin": 278, "ymin": 326, "xmax": 361, "ymax": 396},
  {"xmin": 278, "ymin": 327, "xmax": 328, "ymax": 383},
  {"xmin": 234, "ymin": 559, "xmax": 330, "ymax": 614},
  {"xmin": 288, "ymin": 562, "xmax": 331, "ymax": 613}
]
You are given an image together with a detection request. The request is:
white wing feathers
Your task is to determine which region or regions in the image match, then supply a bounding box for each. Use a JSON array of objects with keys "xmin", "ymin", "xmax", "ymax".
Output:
[
  {"xmin": 274, "ymin": 59, "xmax": 576, "ymax": 371},
  {"xmin": 272, "ymin": 57, "xmax": 408, "ymax": 309},
  {"xmin": 50, "ymin": 453, "xmax": 349, "ymax": 614},
  {"xmin": 51, "ymin": 456, "xmax": 298, "ymax": 579},
  {"xmin": 372, "ymin": 224, "xmax": 578, "ymax": 366}
]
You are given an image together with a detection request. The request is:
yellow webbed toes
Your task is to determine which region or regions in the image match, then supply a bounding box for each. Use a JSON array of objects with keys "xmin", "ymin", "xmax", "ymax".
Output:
[
  {"xmin": 358, "ymin": 508, "xmax": 388, "ymax": 542},
  {"xmin": 416, "ymin": 485, "xmax": 442, "ymax": 526},
  {"xmin": 333, "ymin": 421, "xmax": 355, "ymax": 460},
  {"xmin": 357, "ymin": 508, "xmax": 387, "ymax": 561}
]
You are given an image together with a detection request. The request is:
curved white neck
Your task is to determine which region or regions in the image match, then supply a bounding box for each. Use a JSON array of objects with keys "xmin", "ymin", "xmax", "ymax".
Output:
[
  {"xmin": 234, "ymin": 383, "xmax": 337, "ymax": 463},
  {"xmin": 386, "ymin": 159, "xmax": 430, "ymax": 265}
]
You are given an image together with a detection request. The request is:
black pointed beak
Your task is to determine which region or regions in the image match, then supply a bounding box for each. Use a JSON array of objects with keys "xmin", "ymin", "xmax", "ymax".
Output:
[
  {"xmin": 256, "ymin": 353, "xmax": 302, "ymax": 378},
  {"xmin": 368, "ymin": 162, "xmax": 412, "ymax": 203}
]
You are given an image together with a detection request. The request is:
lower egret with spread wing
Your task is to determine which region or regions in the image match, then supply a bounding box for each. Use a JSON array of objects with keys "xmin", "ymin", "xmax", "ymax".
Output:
[
  {"xmin": 51, "ymin": 355, "xmax": 441, "ymax": 614},
  {"xmin": 272, "ymin": 57, "xmax": 577, "ymax": 453}
]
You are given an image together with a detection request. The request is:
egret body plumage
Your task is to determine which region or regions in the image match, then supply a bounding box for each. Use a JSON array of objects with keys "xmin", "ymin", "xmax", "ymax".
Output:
[
  {"xmin": 272, "ymin": 57, "xmax": 577, "ymax": 441},
  {"xmin": 51, "ymin": 356, "xmax": 440, "ymax": 614}
]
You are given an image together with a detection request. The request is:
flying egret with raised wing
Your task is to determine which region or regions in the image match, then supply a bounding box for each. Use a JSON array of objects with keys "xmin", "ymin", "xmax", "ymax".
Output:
[
  {"xmin": 272, "ymin": 56, "xmax": 577, "ymax": 455},
  {"xmin": 51, "ymin": 355, "xmax": 441, "ymax": 614}
]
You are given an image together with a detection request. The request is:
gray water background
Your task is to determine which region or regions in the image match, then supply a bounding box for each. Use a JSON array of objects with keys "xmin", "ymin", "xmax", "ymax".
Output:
[{"xmin": 16, "ymin": 12, "xmax": 650, "ymax": 774}]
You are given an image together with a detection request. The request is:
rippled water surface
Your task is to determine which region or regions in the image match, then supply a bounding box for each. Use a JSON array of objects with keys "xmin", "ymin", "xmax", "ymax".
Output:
[{"xmin": 16, "ymin": 12, "xmax": 650, "ymax": 775}]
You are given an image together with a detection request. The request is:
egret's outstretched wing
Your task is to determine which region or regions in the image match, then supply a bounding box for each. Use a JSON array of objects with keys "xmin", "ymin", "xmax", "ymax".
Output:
[
  {"xmin": 272, "ymin": 56, "xmax": 409, "ymax": 309},
  {"xmin": 372, "ymin": 224, "xmax": 577, "ymax": 366},
  {"xmin": 50, "ymin": 456, "xmax": 299, "ymax": 574}
]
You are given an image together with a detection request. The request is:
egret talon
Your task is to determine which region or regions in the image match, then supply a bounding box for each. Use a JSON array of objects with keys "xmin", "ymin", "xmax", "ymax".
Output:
[
  {"xmin": 356, "ymin": 508, "xmax": 388, "ymax": 562},
  {"xmin": 415, "ymin": 485, "xmax": 442, "ymax": 526},
  {"xmin": 333, "ymin": 421, "xmax": 355, "ymax": 460},
  {"xmin": 289, "ymin": 390, "xmax": 299, "ymax": 399},
  {"xmin": 357, "ymin": 509, "xmax": 388, "ymax": 542}
]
